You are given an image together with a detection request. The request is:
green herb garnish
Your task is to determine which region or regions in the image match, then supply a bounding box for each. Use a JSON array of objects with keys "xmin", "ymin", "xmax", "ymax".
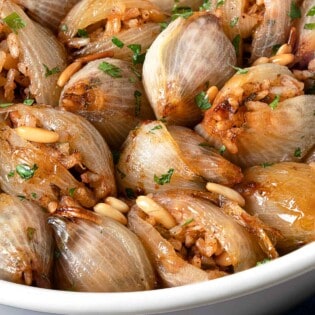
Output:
[
  {"xmin": 182, "ymin": 218, "xmax": 194, "ymax": 227},
  {"xmin": 16, "ymin": 164, "xmax": 38, "ymax": 180},
  {"xmin": 307, "ymin": 6, "xmax": 315, "ymax": 16},
  {"xmin": 98, "ymin": 61, "xmax": 122, "ymax": 78},
  {"xmin": 60, "ymin": 24, "xmax": 68, "ymax": 32},
  {"xmin": 154, "ymin": 168, "xmax": 174, "ymax": 185},
  {"xmin": 23, "ymin": 99, "xmax": 34, "ymax": 106},
  {"xmin": 149, "ymin": 125, "xmax": 163, "ymax": 133},
  {"xmin": 171, "ymin": 6, "xmax": 193, "ymax": 20},
  {"xmin": 230, "ymin": 17, "xmax": 239, "ymax": 28},
  {"xmin": 69, "ymin": 188, "xmax": 76, "ymax": 197},
  {"xmin": 31, "ymin": 192, "xmax": 37, "ymax": 199},
  {"xmin": 216, "ymin": 0, "xmax": 225, "ymax": 8},
  {"xmin": 261, "ymin": 162, "xmax": 274, "ymax": 168},
  {"xmin": 77, "ymin": 29, "xmax": 88, "ymax": 38},
  {"xmin": 7, "ymin": 170, "xmax": 15, "ymax": 178},
  {"xmin": 43, "ymin": 64, "xmax": 60, "ymax": 77},
  {"xmin": 127, "ymin": 44, "xmax": 146, "ymax": 65},
  {"xmin": 232, "ymin": 34, "xmax": 241, "ymax": 57},
  {"xmin": 112, "ymin": 36, "xmax": 124, "ymax": 48},
  {"xmin": 219, "ymin": 145, "xmax": 226, "ymax": 154},
  {"xmin": 195, "ymin": 91, "xmax": 211, "ymax": 110},
  {"xmin": 199, "ymin": 0, "xmax": 212, "ymax": 11},
  {"xmin": 269, "ymin": 95, "xmax": 280, "ymax": 110},
  {"xmin": 304, "ymin": 23, "xmax": 315, "ymax": 30},
  {"xmin": 256, "ymin": 258, "xmax": 271, "ymax": 266},
  {"xmin": 0, "ymin": 103, "xmax": 13, "ymax": 108},
  {"xmin": 294, "ymin": 147, "xmax": 302, "ymax": 158},
  {"xmin": 289, "ymin": 1, "xmax": 301, "ymax": 19},
  {"xmin": 231, "ymin": 65, "xmax": 248, "ymax": 74},
  {"xmin": 3, "ymin": 12, "xmax": 26, "ymax": 34}
]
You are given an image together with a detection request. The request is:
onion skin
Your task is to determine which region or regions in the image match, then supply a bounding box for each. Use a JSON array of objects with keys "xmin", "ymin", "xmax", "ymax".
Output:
[
  {"xmin": 0, "ymin": 104, "xmax": 116, "ymax": 208},
  {"xmin": 75, "ymin": 22, "xmax": 162, "ymax": 61},
  {"xmin": 0, "ymin": 193, "xmax": 53, "ymax": 287},
  {"xmin": 167, "ymin": 125, "xmax": 243, "ymax": 186},
  {"xmin": 49, "ymin": 208, "xmax": 156, "ymax": 292},
  {"xmin": 13, "ymin": 0, "xmax": 80, "ymax": 32},
  {"xmin": 59, "ymin": 58, "xmax": 155, "ymax": 148},
  {"xmin": 142, "ymin": 13, "xmax": 236, "ymax": 126},
  {"xmin": 116, "ymin": 120, "xmax": 243, "ymax": 197},
  {"xmin": 196, "ymin": 63, "xmax": 314, "ymax": 168},
  {"xmin": 0, "ymin": 0, "xmax": 67, "ymax": 106},
  {"xmin": 294, "ymin": 0, "xmax": 315, "ymax": 70},
  {"xmin": 128, "ymin": 190, "xmax": 270, "ymax": 287},
  {"xmin": 250, "ymin": 0, "xmax": 291, "ymax": 62},
  {"xmin": 236, "ymin": 162, "xmax": 315, "ymax": 254}
]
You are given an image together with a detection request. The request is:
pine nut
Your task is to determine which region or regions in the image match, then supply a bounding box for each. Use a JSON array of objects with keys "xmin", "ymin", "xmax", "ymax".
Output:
[
  {"xmin": 15, "ymin": 126, "xmax": 60, "ymax": 143},
  {"xmin": 75, "ymin": 51, "xmax": 115, "ymax": 63},
  {"xmin": 105, "ymin": 197, "xmax": 129, "ymax": 213},
  {"xmin": 206, "ymin": 182, "xmax": 245, "ymax": 207},
  {"xmin": 270, "ymin": 53, "xmax": 294, "ymax": 66},
  {"xmin": 206, "ymin": 86, "xmax": 219, "ymax": 104},
  {"xmin": 94, "ymin": 203, "xmax": 127, "ymax": 225},
  {"xmin": 57, "ymin": 61, "xmax": 82, "ymax": 87},
  {"xmin": 252, "ymin": 57, "xmax": 270, "ymax": 66},
  {"xmin": 136, "ymin": 196, "xmax": 176, "ymax": 229},
  {"xmin": 215, "ymin": 251, "xmax": 232, "ymax": 267},
  {"xmin": 276, "ymin": 43, "xmax": 292, "ymax": 55}
]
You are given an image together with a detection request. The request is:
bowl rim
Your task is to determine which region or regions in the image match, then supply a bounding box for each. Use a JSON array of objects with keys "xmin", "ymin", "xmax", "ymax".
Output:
[{"xmin": 0, "ymin": 242, "xmax": 314, "ymax": 314}]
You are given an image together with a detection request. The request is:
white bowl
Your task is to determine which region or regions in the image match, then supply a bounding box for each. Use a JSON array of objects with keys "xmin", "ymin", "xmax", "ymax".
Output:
[{"xmin": 0, "ymin": 242, "xmax": 314, "ymax": 315}]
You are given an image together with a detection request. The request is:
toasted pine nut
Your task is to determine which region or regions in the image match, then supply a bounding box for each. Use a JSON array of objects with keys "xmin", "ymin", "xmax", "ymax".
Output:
[
  {"xmin": 94, "ymin": 203, "xmax": 127, "ymax": 225},
  {"xmin": 48, "ymin": 201, "xmax": 58, "ymax": 214},
  {"xmin": 206, "ymin": 182, "xmax": 245, "ymax": 207},
  {"xmin": 256, "ymin": 0, "xmax": 264, "ymax": 5},
  {"xmin": 206, "ymin": 86, "xmax": 219, "ymax": 104},
  {"xmin": 270, "ymin": 53, "xmax": 294, "ymax": 66},
  {"xmin": 0, "ymin": 51, "xmax": 6, "ymax": 72},
  {"xmin": 308, "ymin": 59, "xmax": 315, "ymax": 72},
  {"xmin": 7, "ymin": 33, "xmax": 19, "ymax": 59},
  {"xmin": 276, "ymin": 43, "xmax": 292, "ymax": 55},
  {"xmin": 105, "ymin": 197, "xmax": 129, "ymax": 213},
  {"xmin": 252, "ymin": 56, "xmax": 270, "ymax": 66},
  {"xmin": 15, "ymin": 126, "xmax": 60, "ymax": 143},
  {"xmin": 57, "ymin": 61, "xmax": 82, "ymax": 87},
  {"xmin": 215, "ymin": 251, "xmax": 232, "ymax": 267},
  {"xmin": 136, "ymin": 196, "xmax": 176, "ymax": 229}
]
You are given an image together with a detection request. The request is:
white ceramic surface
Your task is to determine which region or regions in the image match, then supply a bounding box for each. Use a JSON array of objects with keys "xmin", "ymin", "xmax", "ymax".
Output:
[{"xmin": 0, "ymin": 242, "xmax": 314, "ymax": 315}]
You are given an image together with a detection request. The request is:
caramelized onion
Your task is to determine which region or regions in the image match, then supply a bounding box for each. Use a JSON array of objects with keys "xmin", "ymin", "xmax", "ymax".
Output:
[
  {"xmin": 0, "ymin": 193, "xmax": 53, "ymax": 287},
  {"xmin": 49, "ymin": 206, "xmax": 156, "ymax": 292},
  {"xmin": 237, "ymin": 162, "xmax": 315, "ymax": 253}
]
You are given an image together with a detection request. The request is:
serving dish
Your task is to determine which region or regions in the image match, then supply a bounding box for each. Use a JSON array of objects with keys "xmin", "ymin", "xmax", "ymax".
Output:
[{"xmin": 0, "ymin": 241, "xmax": 314, "ymax": 315}]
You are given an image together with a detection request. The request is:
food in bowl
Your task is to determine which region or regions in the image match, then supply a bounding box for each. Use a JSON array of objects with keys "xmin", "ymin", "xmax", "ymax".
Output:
[{"xmin": 0, "ymin": 0, "xmax": 314, "ymax": 296}]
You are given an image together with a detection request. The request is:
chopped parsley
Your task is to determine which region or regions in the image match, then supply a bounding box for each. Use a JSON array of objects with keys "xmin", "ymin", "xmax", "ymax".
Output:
[
  {"xmin": 23, "ymin": 98, "xmax": 34, "ymax": 106},
  {"xmin": 31, "ymin": 192, "xmax": 37, "ymax": 199},
  {"xmin": 77, "ymin": 29, "xmax": 88, "ymax": 38},
  {"xmin": 304, "ymin": 23, "xmax": 315, "ymax": 30},
  {"xmin": 3, "ymin": 12, "xmax": 26, "ymax": 34},
  {"xmin": 69, "ymin": 187, "xmax": 76, "ymax": 197},
  {"xmin": 16, "ymin": 163, "xmax": 38, "ymax": 180},
  {"xmin": 112, "ymin": 36, "xmax": 124, "ymax": 48},
  {"xmin": 231, "ymin": 65, "xmax": 248, "ymax": 74},
  {"xmin": 0, "ymin": 102, "xmax": 13, "ymax": 108},
  {"xmin": 116, "ymin": 168, "xmax": 126, "ymax": 179},
  {"xmin": 232, "ymin": 34, "xmax": 241, "ymax": 57},
  {"xmin": 216, "ymin": 0, "xmax": 225, "ymax": 8},
  {"xmin": 17, "ymin": 195, "xmax": 26, "ymax": 200},
  {"xmin": 269, "ymin": 95, "xmax": 280, "ymax": 110},
  {"xmin": 256, "ymin": 258, "xmax": 271, "ymax": 266},
  {"xmin": 289, "ymin": 1, "xmax": 301, "ymax": 20},
  {"xmin": 129, "ymin": 65, "xmax": 142, "ymax": 81},
  {"xmin": 26, "ymin": 227, "xmax": 36, "ymax": 241},
  {"xmin": 199, "ymin": 0, "xmax": 212, "ymax": 11},
  {"xmin": 198, "ymin": 142, "xmax": 211, "ymax": 147},
  {"xmin": 307, "ymin": 6, "xmax": 315, "ymax": 16},
  {"xmin": 195, "ymin": 91, "xmax": 211, "ymax": 110},
  {"xmin": 182, "ymin": 218, "xmax": 194, "ymax": 227},
  {"xmin": 261, "ymin": 162, "xmax": 274, "ymax": 168},
  {"xmin": 7, "ymin": 170, "xmax": 15, "ymax": 177},
  {"xmin": 219, "ymin": 145, "xmax": 226, "ymax": 154},
  {"xmin": 149, "ymin": 125, "xmax": 163, "ymax": 133},
  {"xmin": 134, "ymin": 90, "xmax": 142, "ymax": 116},
  {"xmin": 43, "ymin": 64, "xmax": 60, "ymax": 77},
  {"xmin": 230, "ymin": 17, "xmax": 239, "ymax": 28},
  {"xmin": 98, "ymin": 61, "xmax": 122, "ymax": 78},
  {"xmin": 127, "ymin": 44, "xmax": 146, "ymax": 65},
  {"xmin": 154, "ymin": 168, "xmax": 174, "ymax": 185},
  {"xmin": 171, "ymin": 6, "xmax": 193, "ymax": 21},
  {"xmin": 160, "ymin": 22, "xmax": 169, "ymax": 31},
  {"xmin": 294, "ymin": 147, "xmax": 302, "ymax": 158}
]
